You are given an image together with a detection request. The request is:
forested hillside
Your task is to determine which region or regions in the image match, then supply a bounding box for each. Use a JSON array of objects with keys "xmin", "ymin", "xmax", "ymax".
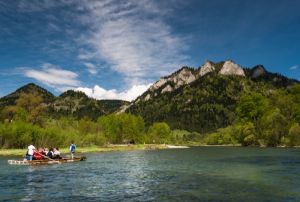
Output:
[
  {"xmin": 127, "ymin": 60, "xmax": 299, "ymax": 132},
  {"xmin": 0, "ymin": 83, "xmax": 128, "ymax": 120},
  {"xmin": 0, "ymin": 60, "xmax": 300, "ymax": 148}
]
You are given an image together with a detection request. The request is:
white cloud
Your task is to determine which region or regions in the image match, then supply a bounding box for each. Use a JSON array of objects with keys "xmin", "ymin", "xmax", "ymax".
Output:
[
  {"xmin": 83, "ymin": 62, "xmax": 97, "ymax": 74},
  {"xmin": 23, "ymin": 63, "xmax": 80, "ymax": 90},
  {"xmin": 289, "ymin": 65, "xmax": 298, "ymax": 70},
  {"xmin": 76, "ymin": 83, "xmax": 151, "ymax": 101},
  {"xmin": 22, "ymin": 62, "xmax": 150, "ymax": 100},
  {"xmin": 76, "ymin": 0, "xmax": 188, "ymax": 85}
]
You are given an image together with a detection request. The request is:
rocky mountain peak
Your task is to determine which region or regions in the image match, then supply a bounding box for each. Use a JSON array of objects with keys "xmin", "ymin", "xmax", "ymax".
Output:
[
  {"xmin": 219, "ymin": 60, "xmax": 245, "ymax": 76},
  {"xmin": 198, "ymin": 60, "xmax": 215, "ymax": 76},
  {"xmin": 150, "ymin": 67, "xmax": 195, "ymax": 92},
  {"xmin": 171, "ymin": 68, "xmax": 196, "ymax": 87}
]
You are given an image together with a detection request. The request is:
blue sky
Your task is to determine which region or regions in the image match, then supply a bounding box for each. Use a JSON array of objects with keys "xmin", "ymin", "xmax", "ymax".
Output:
[{"xmin": 0, "ymin": 0, "xmax": 299, "ymax": 100}]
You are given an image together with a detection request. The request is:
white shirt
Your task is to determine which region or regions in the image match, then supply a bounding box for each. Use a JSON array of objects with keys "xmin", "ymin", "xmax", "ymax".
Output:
[
  {"xmin": 28, "ymin": 145, "xmax": 35, "ymax": 156},
  {"xmin": 54, "ymin": 150, "xmax": 60, "ymax": 156}
]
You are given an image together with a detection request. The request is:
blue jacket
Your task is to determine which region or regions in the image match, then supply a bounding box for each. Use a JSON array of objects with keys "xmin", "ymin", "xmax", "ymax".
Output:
[{"xmin": 70, "ymin": 144, "xmax": 76, "ymax": 153}]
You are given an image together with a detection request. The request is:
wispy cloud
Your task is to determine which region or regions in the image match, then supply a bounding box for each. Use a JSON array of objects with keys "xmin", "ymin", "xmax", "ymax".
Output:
[
  {"xmin": 289, "ymin": 65, "xmax": 298, "ymax": 70},
  {"xmin": 76, "ymin": 0, "xmax": 188, "ymax": 85},
  {"xmin": 23, "ymin": 63, "xmax": 80, "ymax": 91},
  {"xmin": 83, "ymin": 62, "xmax": 97, "ymax": 75},
  {"xmin": 76, "ymin": 83, "xmax": 151, "ymax": 101}
]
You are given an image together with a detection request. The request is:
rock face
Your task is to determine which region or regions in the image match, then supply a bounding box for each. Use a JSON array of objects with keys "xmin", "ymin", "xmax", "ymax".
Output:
[
  {"xmin": 149, "ymin": 68, "xmax": 195, "ymax": 94},
  {"xmin": 161, "ymin": 85, "xmax": 173, "ymax": 93},
  {"xmin": 252, "ymin": 65, "xmax": 266, "ymax": 78},
  {"xmin": 171, "ymin": 68, "xmax": 196, "ymax": 88},
  {"xmin": 144, "ymin": 94, "xmax": 151, "ymax": 101},
  {"xmin": 150, "ymin": 78, "xmax": 167, "ymax": 91},
  {"xmin": 219, "ymin": 60, "xmax": 245, "ymax": 76},
  {"xmin": 198, "ymin": 60, "xmax": 215, "ymax": 76}
]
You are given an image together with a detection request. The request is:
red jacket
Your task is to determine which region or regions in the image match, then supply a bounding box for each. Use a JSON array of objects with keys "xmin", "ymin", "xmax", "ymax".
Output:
[{"xmin": 33, "ymin": 150, "xmax": 43, "ymax": 160}]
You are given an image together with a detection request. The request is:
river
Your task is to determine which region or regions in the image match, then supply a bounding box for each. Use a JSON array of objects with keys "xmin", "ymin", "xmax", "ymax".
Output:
[{"xmin": 1, "ymin": 147, "xmax": 300, "ymax": 201}]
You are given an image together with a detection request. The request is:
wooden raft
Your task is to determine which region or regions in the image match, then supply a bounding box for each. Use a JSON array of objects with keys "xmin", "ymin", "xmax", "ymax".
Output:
[{"xmin": 8, "ymin": 157, "xmax": 86, "ymax": 165}]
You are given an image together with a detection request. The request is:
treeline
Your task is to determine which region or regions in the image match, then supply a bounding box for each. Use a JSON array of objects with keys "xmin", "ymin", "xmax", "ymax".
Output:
[
  {"xmin": 0, "ymin": 93, "xmax": 173, "ymax": 148},
  {"xmin": 0, "ymin": 115, "xmax": 173, "ymax": 149},
  {"xmin": 205, "ymin": 85, "xmax": 300, "ymax": 147}
]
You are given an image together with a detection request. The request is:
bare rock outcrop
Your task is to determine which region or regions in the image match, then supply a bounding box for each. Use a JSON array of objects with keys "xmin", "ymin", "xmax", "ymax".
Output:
[
  {"xmin": 198, "ymin": 60, "xmax": 215, "ymax": 76},
  {"xmin": 144, "ymin": 94, "xmax": 151, "ymax": 101},
  {"xmin": 150, "ymin": 78, "xmax": 167, "ymax": 91},
  {"xmin": 149, "ymin": 68, "xmax": 195, "ymax": 94},
  {"xmin": 219, "ymin": 60, "xmax": 245, "ymax": 76},
  {"xmin": 172, "ymin": 68, "xmax": 196, "ymax": 88},
  {"xmin": 161, "ymin": 85, "xmax": 173, "ymax": 93}
]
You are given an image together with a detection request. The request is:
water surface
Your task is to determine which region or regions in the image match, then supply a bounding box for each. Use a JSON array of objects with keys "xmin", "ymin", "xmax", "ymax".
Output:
[{"xmin": 1, "ymin": 147, "xmax": 300, "ymax": 201}]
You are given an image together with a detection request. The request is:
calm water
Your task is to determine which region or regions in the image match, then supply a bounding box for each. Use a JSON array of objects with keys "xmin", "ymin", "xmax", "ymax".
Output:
[{"xmin": 1, "ymin": 147, "xmax": 300, "ymax": 201}]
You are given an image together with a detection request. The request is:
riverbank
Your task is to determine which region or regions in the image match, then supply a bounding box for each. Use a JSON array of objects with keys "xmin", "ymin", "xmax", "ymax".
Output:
[{"xmin": 0, "ymin": 144, "xmax": 170, "ymax": 156}]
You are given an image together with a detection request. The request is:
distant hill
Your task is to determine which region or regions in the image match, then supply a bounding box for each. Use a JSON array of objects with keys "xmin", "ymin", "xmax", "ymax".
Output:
[
  {"xmin": 0, "ymin": 83, "xmax": 128, "ymax": 120},
  {"xmin": 127, "ymin": 60, "xmax": 299, "ymax": 133},
  {"xmin": 0, "ymin": 83, "xmax": 55, "ymax": 107},
  {"xmin": 50, "ymin": 90, "xmax": 128, "ymax": 119}
]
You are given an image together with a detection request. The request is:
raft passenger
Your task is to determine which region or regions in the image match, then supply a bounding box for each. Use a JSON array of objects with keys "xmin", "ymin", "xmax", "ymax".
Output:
[
  {"xmin": 53, "ymin": 148, "xmax": 61, "ymax": 159},
  {"xmin": 27, "ymin": 144, "xmax": 35, "ymax": 161},
  {"xmin": 47, "ymin": 148, "xmax": 54, "ymax": 159}
]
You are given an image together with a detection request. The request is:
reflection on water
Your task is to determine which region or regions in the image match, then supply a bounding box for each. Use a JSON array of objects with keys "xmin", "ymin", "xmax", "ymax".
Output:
[{"xmin": 1, "ymin": 147, "xmax": 300, "ymax": 201}]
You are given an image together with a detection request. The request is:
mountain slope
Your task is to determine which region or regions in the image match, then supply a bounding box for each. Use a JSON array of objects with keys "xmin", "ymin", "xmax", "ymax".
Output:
[
  {"xmin": 49, "ymin": 90, "xmax": 128, "ymax": 119},
  {"xmin": 0, "ymin": 83, "xmax": 55, "ymax": 107},
  {"xmin": 0, "ymin": 84, "xmax": 128, "ymax": 120},
  {"xmin": 127, "ymin": 60, "xmax": 299, "ymax": 133}
]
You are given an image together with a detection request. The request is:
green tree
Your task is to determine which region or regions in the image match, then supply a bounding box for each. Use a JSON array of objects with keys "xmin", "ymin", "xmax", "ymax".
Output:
[
  {"xmin": 236, "ymin": 92, "xmax": 269, "ymax": 123},
  {"xmin": 261, "ymin": 109, "xmax": 288, "ymax": 146},
  {"xmin": 15, "ymin": 93, "xmax": 47, "ymax": 125},
  {"xmin": 234, "ymin": 122, "xmax": 257, "ymax": 146},
  {"xmin": 98, "ymin": 113, "xmax": 145, "ymax": 144},
  {"xmin": 147, "ymin": 122, "xmax": 171, "ymax": 144},
  {"xmin": 286, "ymin": 123, "xmax": 300, "ymax": 147}
]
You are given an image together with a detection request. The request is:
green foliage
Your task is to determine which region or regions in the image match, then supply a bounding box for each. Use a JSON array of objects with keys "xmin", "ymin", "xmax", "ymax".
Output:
[
  {"xmin": 236, "ymin": 93, "xmax": 269, "ymax": 123},
  {"xmin": 260, "ymin": 109, "xmax": 288, "ymax": 146},
  {"xmin": 147, "ymin": 122, "xmax": 171, "ymax": 144},
  {"xmin": 205, "ymin": 126, "xmax": 238, "ymax": 145},
  {"xmin": 286, "ymin": 123, "xmax": 300, "ymax": 147},
  {"xmin": 233, "ymin": 122, "xmax": 257, "ymax": 146},
  {"xmin": 98, "ymin": 113, "xmax": 145, "ymax": 144},
  {"xmin": 203, "ymin": 85, "xmax": 300, "ymax": 147},
  {"xmin": 0, "ymin": 112, "xmax": 148, "ymax": 149},
  {"xmin": 170, "ymin": 130, "xmax": 204, "ymax": 144}
]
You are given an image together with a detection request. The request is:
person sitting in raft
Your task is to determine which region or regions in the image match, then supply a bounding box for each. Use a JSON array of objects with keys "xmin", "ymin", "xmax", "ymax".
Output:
[
  {"xmin": 27, "ymin": 144, "xmax": 36, "ymax": 161},
  {"xmin": 38, "ymin": 147, "xmax": 46, "ymax": 159},
  {"xmin": 33, "ymin": 149, "xmax": 43, "ymax": 160},
  {"xmin": 70, "ymin": 142, "xmax": 76, "ymax": 159},
  {"xmin": 53, "ymin": 148, "xmax": 62, "ymax": 159},
  {"xmin": 44, "ymin": 148, "xmax": 49, "ymax": 156},
  {"xmin": 47, "ymin": 148, "xmax": 54, "ymax": 159}
]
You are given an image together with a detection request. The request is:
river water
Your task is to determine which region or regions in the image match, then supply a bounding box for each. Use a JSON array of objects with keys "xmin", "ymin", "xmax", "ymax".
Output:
[{"xmin": 1, "ymin": 147, "xmax": 300, "ymax": 201}]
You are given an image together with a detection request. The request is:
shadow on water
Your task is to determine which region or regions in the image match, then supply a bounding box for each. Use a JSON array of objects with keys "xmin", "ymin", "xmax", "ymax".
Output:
[{"xmin": 1, "ymin": 147, "xmax": 300, "ymax": 201}]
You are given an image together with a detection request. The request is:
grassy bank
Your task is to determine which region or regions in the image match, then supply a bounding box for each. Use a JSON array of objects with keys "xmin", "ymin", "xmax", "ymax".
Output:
[{"xmin": 0, "ymin": 144, "xmax": 168, "ymax": 156}]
